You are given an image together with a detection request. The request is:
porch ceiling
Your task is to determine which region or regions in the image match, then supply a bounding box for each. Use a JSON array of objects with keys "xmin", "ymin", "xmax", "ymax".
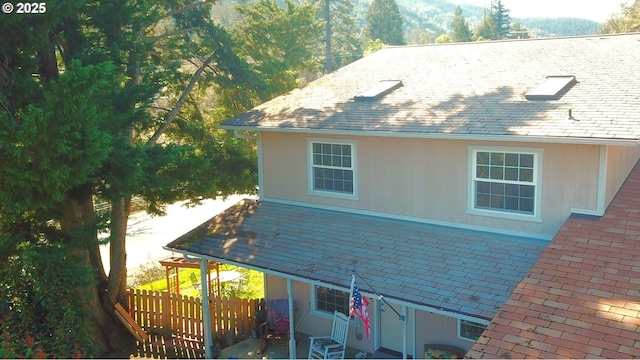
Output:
[{"xmin": 165, "ymin": 200, "xmax": 548, "ymax": 320}]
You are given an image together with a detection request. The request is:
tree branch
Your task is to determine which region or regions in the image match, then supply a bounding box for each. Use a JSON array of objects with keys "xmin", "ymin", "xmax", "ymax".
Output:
[{"xmin": 146, "ymin": 52, "xmax": 216, "ymax": 146}]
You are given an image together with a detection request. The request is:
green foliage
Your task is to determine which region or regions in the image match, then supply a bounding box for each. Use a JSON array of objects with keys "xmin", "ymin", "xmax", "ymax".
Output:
[
  {"xmin": 474, "ymin": 15, "xmax": 496, "ymax": 41},
  {"xmin": 0, "ymin": 0, "xmax": 262, "ymax": 354},
  {"xmin": 363, "ymin": 0, "xmax": 405, "ymax": 45},
  {"xmin": 450, "ymin": 6, "xmax": 472, "ymax": 42},
  {"xmin": 363, "ymin": 39, "xmax": 387, "ymax": 56},
  {"xmin": 601, "ymin": 0, "xmax": 640, "ymax": 34},
  {"xmin": 517, "ymin": 17, "xmax": 601, "ymax": 37},
  {"xmin": 323, "ymin": 0, "xmax": 363, "ymax": 71},
  {"xmin": 473, "ymin": 0, "xmax": 510, "ymax": 41},
  {"xmin": 0, "ymin": 61, "xmax": 119, "ymax": 214},
  {"xmin": 490, "ymin": 0, "xmax": 511, "ymax": 39},
  {"xmin": 133, "ymin": 265, "xmax": 265, "ymax": 300},
  {"xmin": 231, "ymin": 0, "xmax": 323, "ymax": 101},
  {"xmin": 435, "ymin": 33, "xmax": 451, "ymax": 43},
  {"xmin": 0, "ymin": 239, "xmax": 96, "ymax": 358}
]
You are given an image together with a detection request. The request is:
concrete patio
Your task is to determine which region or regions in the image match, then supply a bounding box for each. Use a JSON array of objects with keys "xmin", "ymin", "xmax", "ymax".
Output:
[{"xmin": 219, "ymin": 333, "xmax": 371, "ymax": 359}]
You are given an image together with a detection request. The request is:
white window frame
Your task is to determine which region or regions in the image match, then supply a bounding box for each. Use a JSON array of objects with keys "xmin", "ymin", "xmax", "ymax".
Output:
[
  {"xmin": 467, "ymin": 146, "xmax": 543, "ymax": 223},
  {"xmin": 457, "ymin": 319, "xmax": 488, "ymax": 342},
  {"xmin": 310, "ymin": 284, "xmax": 351, "ymax": 321},
  {"xmin": 307, "ymin": 138, "xmax": 358, "ymax": 200}
]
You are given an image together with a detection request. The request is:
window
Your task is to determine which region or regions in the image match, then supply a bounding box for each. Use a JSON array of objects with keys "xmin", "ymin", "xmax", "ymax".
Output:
[
  {"xmin": 308, "ymin": 139, "xmax": 357, "ymax": 199},
  {"xmin": 314, "ymin": 286, "xmax": 349, "ymax": 316},
  {"xmin": 459, "ymin": 319, "xmax": 487, "ymax": 341},
  {"xmin": 469, "ymin": 147, "xmax": 542, "ymax": 221}
]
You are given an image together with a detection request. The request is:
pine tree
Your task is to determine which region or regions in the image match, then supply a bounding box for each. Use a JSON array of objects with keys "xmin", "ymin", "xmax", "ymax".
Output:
[
  {"xmin": 473, "ymin": 0, "xmax": 510, "ymax": 41},
  {"xmin": 363, "ymin": 0, "xmax": 405, "ymax": 45},
  {"xmin": 325, "ymin": 0, "xmax": 363, "ymax": 72},
  {"xmin": 451, "ymin": 6, "xmax": 473, "ymax": 42},
  {"xmin": 491, "ymin": 0, "xmax": 511, "ymax": 39}
]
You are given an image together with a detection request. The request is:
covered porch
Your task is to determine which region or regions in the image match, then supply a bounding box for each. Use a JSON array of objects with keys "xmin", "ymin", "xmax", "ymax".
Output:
[
  {"xmin": 164, "ymin": 199, "xmax": 548, "ymax": 358},
  {"xmin": 219, "ymin": 333, "xmax": 384, "ymax": 359}
]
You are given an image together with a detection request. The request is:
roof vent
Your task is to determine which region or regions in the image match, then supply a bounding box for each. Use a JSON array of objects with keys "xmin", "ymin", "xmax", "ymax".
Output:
[
  {"xmin": 525, "ymin": 76, "xmax": 577, "ymax": 101},
  {"xmin": 354, "ymin": 80, "xmax": 403, "ymax": 101}
]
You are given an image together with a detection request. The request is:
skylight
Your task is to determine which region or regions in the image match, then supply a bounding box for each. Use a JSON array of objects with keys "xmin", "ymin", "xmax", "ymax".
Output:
[
  {"xmin": 354, "ymin": 80, "xmax": 403, "ymax": 101},
  {"xmin": 525, "ymin": 76, "xmax": 577, "ymax": 100}
]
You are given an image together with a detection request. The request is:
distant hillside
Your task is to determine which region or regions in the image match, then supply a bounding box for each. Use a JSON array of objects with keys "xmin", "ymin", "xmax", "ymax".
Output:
[
  {"xmin": 352, "ymin": 0, "xmax": 602, "ymax": 42},
  {"xmin": 212, "ymin": 0, "xmax": 603, "ymax": 43},
  {"xmin": 516, "ymin": 17, "xmax": 602, "ymax": 37}
]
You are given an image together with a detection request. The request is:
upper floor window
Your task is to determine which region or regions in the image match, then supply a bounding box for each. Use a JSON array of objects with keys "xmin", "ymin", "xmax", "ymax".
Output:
[
  {"xmin": 308, "ymin": 139, "xmax": 357, "ymax": 199},
  {"xmin": 469, "ymin": 147, "xmax": 542, "ymax": 221}
]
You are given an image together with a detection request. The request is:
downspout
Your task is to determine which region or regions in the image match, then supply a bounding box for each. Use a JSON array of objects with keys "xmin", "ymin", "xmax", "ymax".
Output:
[
  {"xmin": 287, "ymin": 278, "xmax": 296, "ymax": 358},
  {"xmin": 402, "ymin": 305, "xmax": 408, "ymax": 360}
]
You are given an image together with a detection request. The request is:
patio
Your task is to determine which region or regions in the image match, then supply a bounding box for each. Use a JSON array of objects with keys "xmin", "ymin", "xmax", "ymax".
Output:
[{"xmin": 219, "ymin": 333, "xmax": 369, "ymax": 359}]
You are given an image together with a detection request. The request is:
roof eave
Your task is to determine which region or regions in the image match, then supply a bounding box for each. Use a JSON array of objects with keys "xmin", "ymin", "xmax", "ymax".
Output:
[{"xmin": 219, "ymin": 124, "xmax": 640, "ymax": 147}]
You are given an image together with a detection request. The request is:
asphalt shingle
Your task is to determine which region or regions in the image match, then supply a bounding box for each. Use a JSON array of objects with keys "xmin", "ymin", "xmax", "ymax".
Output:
[
  {"xmin": 221, "ymin": 34, "xmax": 640, "ymax": 144},
  {"xmin": 166, "ymin": 201, "xmax": 548, "ymax": 320}
]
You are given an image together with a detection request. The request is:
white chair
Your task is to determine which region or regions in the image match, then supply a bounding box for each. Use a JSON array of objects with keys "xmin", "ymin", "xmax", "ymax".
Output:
[{"xmin": 308, "ymin": 311, "xmax": 350, "ymax": 359}]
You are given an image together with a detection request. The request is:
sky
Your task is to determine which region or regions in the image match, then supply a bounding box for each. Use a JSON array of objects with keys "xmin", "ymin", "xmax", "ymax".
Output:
[{"xmin": 450, "ymin": 0, "xmax": 631, "ymax": 23}]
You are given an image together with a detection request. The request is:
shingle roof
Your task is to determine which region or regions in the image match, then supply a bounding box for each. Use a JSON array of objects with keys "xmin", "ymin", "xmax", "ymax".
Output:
[
  {"xmin": 221, "ymin": 34, "xmax": 640, "ymax": 144},
  {"xmin": 466, "ymin": 160, "xmax": 640, "ymax": 358},
  {"xmin": 166, "ymin": 201, "xmax": 548, "ymax": 320}
]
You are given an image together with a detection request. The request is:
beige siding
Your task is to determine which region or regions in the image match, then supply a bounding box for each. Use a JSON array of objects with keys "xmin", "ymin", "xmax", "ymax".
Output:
[
  {"xmin": 415, "ymin": 311, "xmax": 476, "ymax": 354},
  {"xmin": 265, "ymin": 275, "xmax": 375, "ymax": 354},
  {"xmin": 265, "ymin": 275, "xmax": 478, "ymax": 355},
  {"xmin": 605, "ymin": 145, "xmax": 640, "ymax": 206},
  {"xmin": 260, "ymin": 132, "xmax": 607, "ymax": 238}
]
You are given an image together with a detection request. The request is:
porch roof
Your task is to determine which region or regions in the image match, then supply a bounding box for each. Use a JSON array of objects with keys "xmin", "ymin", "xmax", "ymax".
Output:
[{"xmin": 165, "ymin": 201, "xmax": 548, "ymax": 320}]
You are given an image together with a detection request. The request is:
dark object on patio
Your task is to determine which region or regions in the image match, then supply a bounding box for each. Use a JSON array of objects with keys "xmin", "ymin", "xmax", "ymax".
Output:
[
  {"xmin": 308, "ymin": 311, "xmax": 350, "ymax": 359},
  {"xmin": 423, "ymin": 344, "xmax": 465, "ymax": 359},
  {"xmin": 258, "ymin": 299, "xmax": 292, "ymax": 355}
]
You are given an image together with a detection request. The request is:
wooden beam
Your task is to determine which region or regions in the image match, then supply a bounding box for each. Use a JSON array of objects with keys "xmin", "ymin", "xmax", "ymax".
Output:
[{"xmin": 114, "ymin": 303, "xmax": 148, "ymax": 343}]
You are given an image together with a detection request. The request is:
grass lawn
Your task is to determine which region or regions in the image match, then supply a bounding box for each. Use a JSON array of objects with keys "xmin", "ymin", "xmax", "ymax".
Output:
[{"xmin": 134, "ymin": 264, "xmax": 264, "ymax": 299}]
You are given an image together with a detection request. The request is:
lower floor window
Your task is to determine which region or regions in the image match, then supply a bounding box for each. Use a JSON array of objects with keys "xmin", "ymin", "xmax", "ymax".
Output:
[
  {"xmin": 315, "ymin": 286, "xmax": 349, "ymax": 315},
  {"xmin": 459, "ymin": 319, "xmax": 487, "ymax": 341}
]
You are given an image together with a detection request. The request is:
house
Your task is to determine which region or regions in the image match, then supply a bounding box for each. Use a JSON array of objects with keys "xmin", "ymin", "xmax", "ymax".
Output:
[
  {"xmin": 164, "ymin": 33, "xmax": 640, "ymax": 358},
  {"xmin": 466, "ymin": 159, "xmax": 640, "ymax": 359}
]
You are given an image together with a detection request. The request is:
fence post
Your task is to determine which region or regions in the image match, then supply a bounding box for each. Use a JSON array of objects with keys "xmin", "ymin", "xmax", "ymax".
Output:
[{"xmin": 162, "ymin": 290, "xmax": 171, "ymax": 331}]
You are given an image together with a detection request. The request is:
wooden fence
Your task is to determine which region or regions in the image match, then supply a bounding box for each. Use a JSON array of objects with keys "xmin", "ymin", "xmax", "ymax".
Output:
[{"xmin": 126, "ymin": 289, "xmax": 264, "ymax": 351}]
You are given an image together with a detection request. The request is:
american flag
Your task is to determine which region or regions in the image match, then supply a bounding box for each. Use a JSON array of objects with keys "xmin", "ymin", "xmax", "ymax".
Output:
[{"xmin": 349, "ymin": 275, "xmax": 371, "ymax": 339}]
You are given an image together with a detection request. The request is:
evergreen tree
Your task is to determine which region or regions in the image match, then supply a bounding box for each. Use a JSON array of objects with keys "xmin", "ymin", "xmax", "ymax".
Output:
[
  {"xmin": 450, "ymin": 6, "xmax": 473, "ymax": 42},
  {"xmin": 0, "ymin": 1, "xmax": 259, "ymax": 356},
  {"xmin": 363, "ymin": 0, "xmax": 405, "ymax": 45},
  {"xmin": 474, "ymin": 15, "xmax": 496, "ymax": 40},
  {"xmin": 473, "ymin": 0, "xmax": 510, "ymax": 40},
  {"xmin": 324, "ymin": 0, "xmax": 363, "ymax": 72},
  {"xmin": 231, "ymin": 0, "xmax": 322, "ymax": 99}
]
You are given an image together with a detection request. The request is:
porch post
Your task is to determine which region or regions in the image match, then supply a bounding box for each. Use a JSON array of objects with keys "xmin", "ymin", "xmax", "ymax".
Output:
[
  {"xmin": 411, "ymin": 307, "xmax": 416, "ymax": 358},
  {"xmin": 287, "ymin": 278, "xmax": 296, "ymax": 358},
  {"xmin": 201, "ymin": 258, "xmax": 213, "ymax": 359},
  {"xmin": 402, "ymin": 305, "xmax": 408, "ymax": 360}
]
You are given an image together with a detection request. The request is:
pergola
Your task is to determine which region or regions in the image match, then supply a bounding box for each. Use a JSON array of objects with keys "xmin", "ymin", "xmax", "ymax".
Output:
[{"xmin": 159, "ymin": 256, "xmax": 222, "ymax": 298}]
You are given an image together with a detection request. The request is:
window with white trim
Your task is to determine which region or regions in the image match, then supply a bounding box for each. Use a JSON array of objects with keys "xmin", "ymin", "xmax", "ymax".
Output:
[
  {"xmin": 459, "ymin": 319, "xmax": 487, "ymax": 341},
  {"xmin": 472, "ymin": 149, "xmax": 539, "ymax": 216},
  {"xmin": 314, "ymin": 286, "xmax": 349, "ymax": 316},
  {"xmin": 308, "ymin": 140, "xmax": 357, "ymax": 198}
]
